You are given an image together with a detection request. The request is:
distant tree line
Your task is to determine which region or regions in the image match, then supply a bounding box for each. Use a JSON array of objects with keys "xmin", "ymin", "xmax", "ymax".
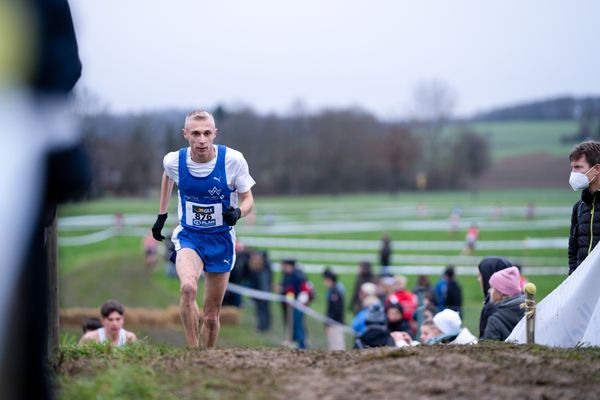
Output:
[
  {"xmin": 474, "ymin": 96, "xmax": 600, "ymax": 144},
  {"xmin": 80, "ymin": 107, "xmax": 490, "ymax": 197},
  {"xmin": 473, "ymin": 96, "xmax": 600, "ymax": 121}
]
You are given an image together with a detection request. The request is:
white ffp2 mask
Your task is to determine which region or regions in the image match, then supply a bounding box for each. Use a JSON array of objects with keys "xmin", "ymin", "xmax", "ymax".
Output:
[{"xmin": 569, "ymin": 171, "xmax": 590, "ymax": 191}]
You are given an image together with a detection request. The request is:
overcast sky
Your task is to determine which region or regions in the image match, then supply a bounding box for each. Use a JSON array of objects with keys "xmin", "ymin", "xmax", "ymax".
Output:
[{"xmin": 69, "ymin": 0, "xmax": 600, "ymax": 119}]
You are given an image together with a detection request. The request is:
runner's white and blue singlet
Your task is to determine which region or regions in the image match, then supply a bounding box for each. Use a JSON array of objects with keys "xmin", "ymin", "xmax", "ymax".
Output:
[
  {"xmin": 97, "ymin": 327, "xmax": 128, "ymax": 347},
  {"xmin": 163, "ymin": 145, "xmax": 255, "ymax": 273}
]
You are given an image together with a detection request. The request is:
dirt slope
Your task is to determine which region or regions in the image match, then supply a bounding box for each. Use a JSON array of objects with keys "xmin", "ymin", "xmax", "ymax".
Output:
[{"xmin": 58, "ymin": 344, "xmax": 600, "ymax": 399}]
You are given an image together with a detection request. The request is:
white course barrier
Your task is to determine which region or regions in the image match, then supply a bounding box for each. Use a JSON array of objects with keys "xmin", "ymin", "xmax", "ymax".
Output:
[
  {"xmin": 58, "ymin": 227, "xmax": 147, "ymax": 246},
  {"xmin": 273, "ymin": 263, "xmax": 568, "ymax": 276},
  {"xmin": 225, "ymin": 283, "xmax": 354, "ymax": 334},
  {"xmin": 241, "ymin": 236, "xmax": 568, "ymax": 251},
  {"xmin": 507, "ymin": 243, "xmax": 600, "ymax": 347}
]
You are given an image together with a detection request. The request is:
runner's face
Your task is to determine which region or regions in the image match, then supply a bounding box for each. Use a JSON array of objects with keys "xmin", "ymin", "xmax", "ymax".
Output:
[
  {"xmin": 102, "ymin": 311, "xmax": 124, "ymax": 334},
  {"xmin": 183, "ymin": 118, "xmax": 217, "ymax": 162}
]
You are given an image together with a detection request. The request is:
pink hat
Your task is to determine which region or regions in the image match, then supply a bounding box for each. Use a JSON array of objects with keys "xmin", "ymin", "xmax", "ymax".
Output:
[{"xmin": 489, "ymin": 266, "xmax": 522, "ymax": 297}]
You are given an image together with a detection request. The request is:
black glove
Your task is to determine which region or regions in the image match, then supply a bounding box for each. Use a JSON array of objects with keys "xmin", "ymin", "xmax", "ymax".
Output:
[
  {"xmin": 222, "ymin": 206, "xmax": 242, "ymax": 226},
  {"xmin": 152, "ymin": 213, "xmax": 168, "ymax": 241}
]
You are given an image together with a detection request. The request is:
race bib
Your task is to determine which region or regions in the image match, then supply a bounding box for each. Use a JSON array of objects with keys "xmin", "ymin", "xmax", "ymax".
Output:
[{"xmin": 185, "ymin": 202, "xmax": 223, "ymax": 228}]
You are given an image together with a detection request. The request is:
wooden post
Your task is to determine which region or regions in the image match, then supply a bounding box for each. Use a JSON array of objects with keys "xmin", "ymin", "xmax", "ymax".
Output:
[
  {"xmin": 47, "ymin": 213, "xmax": 59, "ymax": 357},
  {"xmin": 524, "ymin": 283, "xmax": 536, "ymax": 344}
]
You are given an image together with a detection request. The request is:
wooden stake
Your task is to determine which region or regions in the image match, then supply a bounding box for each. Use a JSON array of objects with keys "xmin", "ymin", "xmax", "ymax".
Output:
[{"xmin": 524, "ymin": 283, "xmax": 537, "ymax": 344}]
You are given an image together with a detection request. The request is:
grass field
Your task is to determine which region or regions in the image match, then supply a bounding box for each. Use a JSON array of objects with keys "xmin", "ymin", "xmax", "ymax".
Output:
[
  {"xmin": 58, "ymin": 188, "xmax": 577, "ymax": 346},
  {"xmin": 445, "ymin": 120, "xmax": 578, "ymax": 160}
]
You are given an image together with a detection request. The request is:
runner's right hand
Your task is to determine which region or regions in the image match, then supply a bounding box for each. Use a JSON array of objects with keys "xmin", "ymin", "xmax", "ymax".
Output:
[{"xmin": 152, "ymin": 213, "xmax": 168, "ymax": 241}]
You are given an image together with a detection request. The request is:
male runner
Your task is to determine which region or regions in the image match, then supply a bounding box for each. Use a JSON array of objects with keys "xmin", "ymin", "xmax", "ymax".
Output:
[{"xmin": 152, "ymin": 110, "xmax": 255, "ymax": 348}]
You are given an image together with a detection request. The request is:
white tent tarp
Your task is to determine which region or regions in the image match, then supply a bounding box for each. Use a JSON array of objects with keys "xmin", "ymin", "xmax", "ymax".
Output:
[{"xmin": 506, "ymin": 241, "xmax": 600, "ymax": 347}]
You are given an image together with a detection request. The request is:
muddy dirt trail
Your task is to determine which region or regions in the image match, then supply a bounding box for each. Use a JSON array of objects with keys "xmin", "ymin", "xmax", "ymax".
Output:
[
  {"xmin": 191, "ymin": 346, "xmax": 600, "ymax": 399},
  {"xmin": 59, "ymin": 343, "xmax": 600, "ymax": 399}
]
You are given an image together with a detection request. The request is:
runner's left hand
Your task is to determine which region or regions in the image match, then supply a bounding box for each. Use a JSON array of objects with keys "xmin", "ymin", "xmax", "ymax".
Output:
[{"xmin": 222, "ymin": 206, "xmax": 241, "ymax": 226}]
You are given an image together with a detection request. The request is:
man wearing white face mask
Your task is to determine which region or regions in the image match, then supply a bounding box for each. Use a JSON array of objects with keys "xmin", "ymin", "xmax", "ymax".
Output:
[{"xmin": 568, "ymin": 141, "xmax": 600, "ymax": 275}]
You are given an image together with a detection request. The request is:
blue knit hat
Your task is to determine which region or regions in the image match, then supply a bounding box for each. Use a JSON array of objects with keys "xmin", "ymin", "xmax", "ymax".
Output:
[{"xmin": 365, "ymin": 303, "xmax": 386, "ymax": 326}]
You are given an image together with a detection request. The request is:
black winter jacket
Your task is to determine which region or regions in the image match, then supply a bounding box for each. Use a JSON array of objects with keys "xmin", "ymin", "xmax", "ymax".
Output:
[
  {"xmin": 354, "ymin": 325, "xmax": 395, "ymax": 349},
  {"xmin": 326, "ymin": 285, "xmax": 345, "ymax": 324},
  {"xmin": 482, "ymin": 294, "xmax": 525, "ymax": 341},
  {"xmin": 569, "ymin": 190, "xmax": 600, "ymax": 274}
]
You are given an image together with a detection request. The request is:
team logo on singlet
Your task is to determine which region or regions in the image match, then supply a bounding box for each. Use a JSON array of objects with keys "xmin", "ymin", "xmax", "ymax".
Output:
[{"xmin": 208, "ymin": 186, "xmax": 221, "ymax": 196}]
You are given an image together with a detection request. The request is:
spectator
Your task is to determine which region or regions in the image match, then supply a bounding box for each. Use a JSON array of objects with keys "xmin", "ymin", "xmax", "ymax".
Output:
[
  {"xmin": 568, "ymin": 141, "xmax": 600, "ymax": 274},
  {"xmin": 378, "ymin": 275, "xmax": 396, "ymax": 303},
  {"xmin": 482, "ymin": 267, "xmax": 525, "ymax": 341},
  {"xmin": 79, "ymin": 300, "xmax": 137, "ymax": 346},
  {"xmin": 81, "ymin": 317, "xmax": 102, "ymax": 334},
  {"xmin": 420, "ymin": 304, "xmax": 437, "ymax": 323},
  {"xmin": 434, "ymin": 271, "xmax": 447, "ymax": 312},
  {"xmin": 390, "ymin": 331, "xmax": 420, "ymax": 347},
  {"xmin": 323, "ymin": 268, "xmax": 345, "ymax": 350},
  {"xmin": 412, "ymin": 274, "xmax": 437, "ymax": 307},
  {"xmin": 350, "ymin": 261, "xmax": 377, "ymax": 313},
  {"xmin": 379, "ymin": 234, "xmax": 392, "ymax": 276},
  {"xmin": 222, "ymin": 241, "xmax": 248, "ymax": 308},
  {"xmin": 444, "ymin": 266, "xmax": 463, "ymax": 315},
  {"xmin": 280, "ymin": 259, "xmax": 311, "ymax": 349},
  {"xmin": 413, "ymin": 302, "xmax": 438, "ymax": 340},
  {"xmin": 351, "ymin": 293, "xmax": 380, "ymax": 336},
  {"xmin": 385, "ymin": 303, "xmax": 410, "ymax": 333},
  {"xmin": 354, "ymin": 303, "xmax": 395, "ymax": 349},
  {"xmin": 420, "ymin": 309, "xmax": 477, "ymax": 345},
  {"xmin": 477, "ymin": 257, "xmax": 512, "ymax": 337},
  {"xmin": 385, "ymin": 275, "xmax": 417, "ymax": 328},
  {"xmin": 248, "ymin": 250, "xmax": 272, "ymax": 332}
]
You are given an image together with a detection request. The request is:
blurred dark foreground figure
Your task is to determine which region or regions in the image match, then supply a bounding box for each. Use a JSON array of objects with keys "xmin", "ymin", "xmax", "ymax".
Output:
[{"xmin": 0, "ymin": 0, "xmax": 90, "ymax": 399}]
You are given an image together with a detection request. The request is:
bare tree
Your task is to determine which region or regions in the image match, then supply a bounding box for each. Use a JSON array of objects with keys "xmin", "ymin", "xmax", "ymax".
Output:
[
  {"xmin": 411, "ymin": 79, "xmax": 457, "ymax": 127},
  {"xmin": 411, "ymin": 79, "xmax": 458, "ymax": 178}
]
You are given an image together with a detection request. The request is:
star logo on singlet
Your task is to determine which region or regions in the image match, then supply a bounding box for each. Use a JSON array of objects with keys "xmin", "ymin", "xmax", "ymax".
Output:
[{"xmin": 208, "ymin": 186, "xmax": 221, "ymax": 196}]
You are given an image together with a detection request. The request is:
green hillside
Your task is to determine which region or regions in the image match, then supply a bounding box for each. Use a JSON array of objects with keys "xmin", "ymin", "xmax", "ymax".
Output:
[{"xmin": 446, "ymin": 120, "xmax": 578, "ymax": 160}]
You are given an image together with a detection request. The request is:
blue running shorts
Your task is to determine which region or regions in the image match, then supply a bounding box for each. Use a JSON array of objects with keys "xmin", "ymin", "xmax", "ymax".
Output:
[{"xmin": 171, "ymin": 226, "xmax": 236, "ymax": 273}]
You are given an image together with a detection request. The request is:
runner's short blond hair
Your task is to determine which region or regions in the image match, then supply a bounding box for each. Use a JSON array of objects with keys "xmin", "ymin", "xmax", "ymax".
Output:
[{"xmin": 184, "ymin": 109, "xmax": 215, "ymax": 129}]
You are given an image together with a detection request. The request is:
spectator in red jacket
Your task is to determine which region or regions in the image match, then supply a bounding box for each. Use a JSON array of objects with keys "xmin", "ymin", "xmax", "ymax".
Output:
[{"xmin": 385, "ymin": 275, "xmax": 417, "ymax": 334}]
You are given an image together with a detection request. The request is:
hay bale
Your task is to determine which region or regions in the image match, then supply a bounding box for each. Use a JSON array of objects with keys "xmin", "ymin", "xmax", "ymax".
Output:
[
  {"xmin": 220, "ymin": 306, "xmax": 241, "ymax": 325},
  {"xmin": 60, "ymin": 305, "xmax": 241, "ymax": 328},
  {"xmin": 60, "ymin": 308, "xmax": 99, "ymax": 327},
  {"xmin": 165, "ymin": 305, "xmax": 181, "ymax": 325}
]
